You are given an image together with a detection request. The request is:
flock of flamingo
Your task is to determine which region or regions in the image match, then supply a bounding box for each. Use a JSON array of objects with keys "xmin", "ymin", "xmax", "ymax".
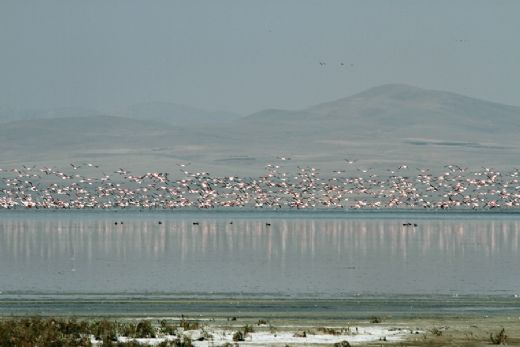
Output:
[{"xmin": 1, "ymin": 161, "xmax": 519, "ymax": 209}]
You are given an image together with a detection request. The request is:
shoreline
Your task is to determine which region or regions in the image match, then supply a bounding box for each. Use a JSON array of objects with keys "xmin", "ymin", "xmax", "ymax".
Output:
[
  {"xmin": 1, "ymin": 314, "xmax": 519, "ymax": 346},
  {"xmin": 2, "ymin": 295, "xmax": 520, "ymax": 317},
  {"xmin": 2, "ymin": 295, "xmax": 520, "ymax": 344}
]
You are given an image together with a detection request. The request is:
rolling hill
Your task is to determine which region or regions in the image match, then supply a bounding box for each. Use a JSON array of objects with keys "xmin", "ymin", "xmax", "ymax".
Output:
[{"xmin": 1, "ymin": 84, "xmax": 519, "ymax": 175}]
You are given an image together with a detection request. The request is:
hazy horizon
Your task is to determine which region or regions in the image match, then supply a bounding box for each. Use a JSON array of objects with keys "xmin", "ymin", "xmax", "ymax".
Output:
[
  {"xmin": 1, "ymin": 1, "xmax": 519, "ymax": 115},
  {"xmin": 2, "ymin": 1, "xmax": 520, "ymax": 174},
  {"xmin": 2, "ymin": 83, "xmax": 520, "ymax": 118}
]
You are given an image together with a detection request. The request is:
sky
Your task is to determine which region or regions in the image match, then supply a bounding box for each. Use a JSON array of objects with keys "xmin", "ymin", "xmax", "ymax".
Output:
[{"xmin": 0, "ymin": 0, "xmax": 519, "ymax": 115}]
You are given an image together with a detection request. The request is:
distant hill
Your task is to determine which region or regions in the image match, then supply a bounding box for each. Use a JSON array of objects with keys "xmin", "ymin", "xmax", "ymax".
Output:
[
  {"xmin": 0, "ymin": 102, "xmax": 241, "ymax": 126},
  {"xmin": 243, "ymin": 84, "xmax": 520, "ymax": 141},
  {"xmin": 0, "ymin": 107, "xmax": 103, "ymax": 123},
  {"xmin": 228, "ymin": 84, "xmax": 520, "ymax": 172},
  {"xmin": 0, "ymin": 115, "xmax": 174, "ymax": 151},
  {"xmin": 1, "ymin": 85, "xmax": 519, "ymax": 175},
  {"xmin": 119, "ymin": 101, "xmax": 241, "ymax": 126},
  {"xmin": 0, "ymin": 115, "xmax": 238, "ymax": 174}
]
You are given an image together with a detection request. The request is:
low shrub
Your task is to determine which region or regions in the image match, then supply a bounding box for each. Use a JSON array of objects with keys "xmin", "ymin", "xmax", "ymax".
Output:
[
  {"xmin": 92, "ymin": 319, "xmax": 118, "ymax": 343},
  {"xmin": 430, "ymin": 327, "xmax": 443, "ymax": 336},
  {"xmin": 293, "ymin": 330, "xmax": 307, "ymax": 338},
  {"xmin": 317, "ymin": 327, "xmax": 342, "ymax": 335},
  {"xmin": 160, "ymin": 320, "xmax": 177, "ymax": 335},
  {"xmin": 174, "ymin": 336, "xmax": 193, "ymax": 347},
  {"xmin": 180, "ymin": 319, "xmax": 200, "ymax": 331},
  {"xmin": 243, "ymin": 324, "xmax": 254, "ymax": 334},
  {"xmin": 0, "ymin": 317, "xmax": 91, "ymax": 347},
  {"xmin": 232, "ymin": 330, "xmax": 244, "ymax": 341},
  {"xmin": 369, "ymin": 316, "xmax": 382, "ymax": 323},
  {"xmin": 490, "ymin": 328, "xmax": 507, "ymax": 345},
  {"xmin": 135, "ymin": 320, "xmax": 155, "ymax": 338}
]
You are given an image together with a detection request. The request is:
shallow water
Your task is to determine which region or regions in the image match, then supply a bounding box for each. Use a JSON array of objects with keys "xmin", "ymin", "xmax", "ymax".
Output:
[{"xmin": 1, "ymin": 210, "xmax": 520, "ymax": 316}]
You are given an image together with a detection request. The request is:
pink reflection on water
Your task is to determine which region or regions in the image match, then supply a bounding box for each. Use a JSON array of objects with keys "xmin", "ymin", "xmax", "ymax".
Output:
[{"xmin": 1, "ymin": 217, "xmax": 520, "ymax": 264}]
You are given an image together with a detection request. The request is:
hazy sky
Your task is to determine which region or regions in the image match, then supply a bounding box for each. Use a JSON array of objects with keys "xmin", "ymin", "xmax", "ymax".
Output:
[{"xmin": 1, "ymin": 0, "xmax": 519, "ymax": 115}]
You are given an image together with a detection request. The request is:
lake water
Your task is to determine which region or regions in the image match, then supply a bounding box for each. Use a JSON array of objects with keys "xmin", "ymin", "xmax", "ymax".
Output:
[{"xmin": 1, "ymin": 210, "xmax": 520, "ymax": 317}]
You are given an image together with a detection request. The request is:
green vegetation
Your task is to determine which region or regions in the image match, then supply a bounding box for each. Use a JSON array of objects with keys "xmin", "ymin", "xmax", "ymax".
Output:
[
  {"xmin": 0, "ymin": 317, "xmax": 189, "ymax": 347},
  {"xmin": 243, "ymin": 324, "xmax": 254, "ymax": 334},
  {"xmin": 0, "ymin": 317, "xmax": 91, "ymax": 347},
  {"xmin": 430, "ymin": 327, "xmax": 443, "ymax": 336},
  {"xmin": 159, "ymin": 320, "xmax": 177, "ymax": 335},
  {"xmin": 490, "ymin": 328, "xmax": 507, "ymax": 345},
  {"xmin": 91, "ymin": 319, "xmax": 118, "ymax": 344},
  {"xmin": 317, "ymin": 326, "xmax": 343, "ymax": 335},
  {"xmin": 232, "ymin": 330, "xmax": 244, "ymax": 342},
  {"xmin": 369, "ymin": 316, "xmax": 383, "ymax": 323},
  {"xmin": 1, "ymin": 315, "xmax": 519, "ymax": 347},
  {"xmin": 179, "ymin": 318, "xmax": 200, "ymax": 331},
  {"xmin": 333, "ymin": 341, "xmax": 351, "ymax": 347},
  {"xmin": 170, "ymin": 336, "xmax": 193, "ymax": 347},
  {"xmin": 231, "ymin": 323, "xmax": 255, "ymax": 342},
  {"xmin": 135, "ymin": 320, "xmax": 155, "ymax": 338},
  {"xmin": 293, "ymin": 330, "xmax": 307, "ymax": 338}
]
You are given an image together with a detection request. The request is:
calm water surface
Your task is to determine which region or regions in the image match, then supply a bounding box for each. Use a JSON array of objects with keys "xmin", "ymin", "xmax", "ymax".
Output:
[{"xmin": 1, "ymin": 210, "xmax": 519, "ymax": 316}]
